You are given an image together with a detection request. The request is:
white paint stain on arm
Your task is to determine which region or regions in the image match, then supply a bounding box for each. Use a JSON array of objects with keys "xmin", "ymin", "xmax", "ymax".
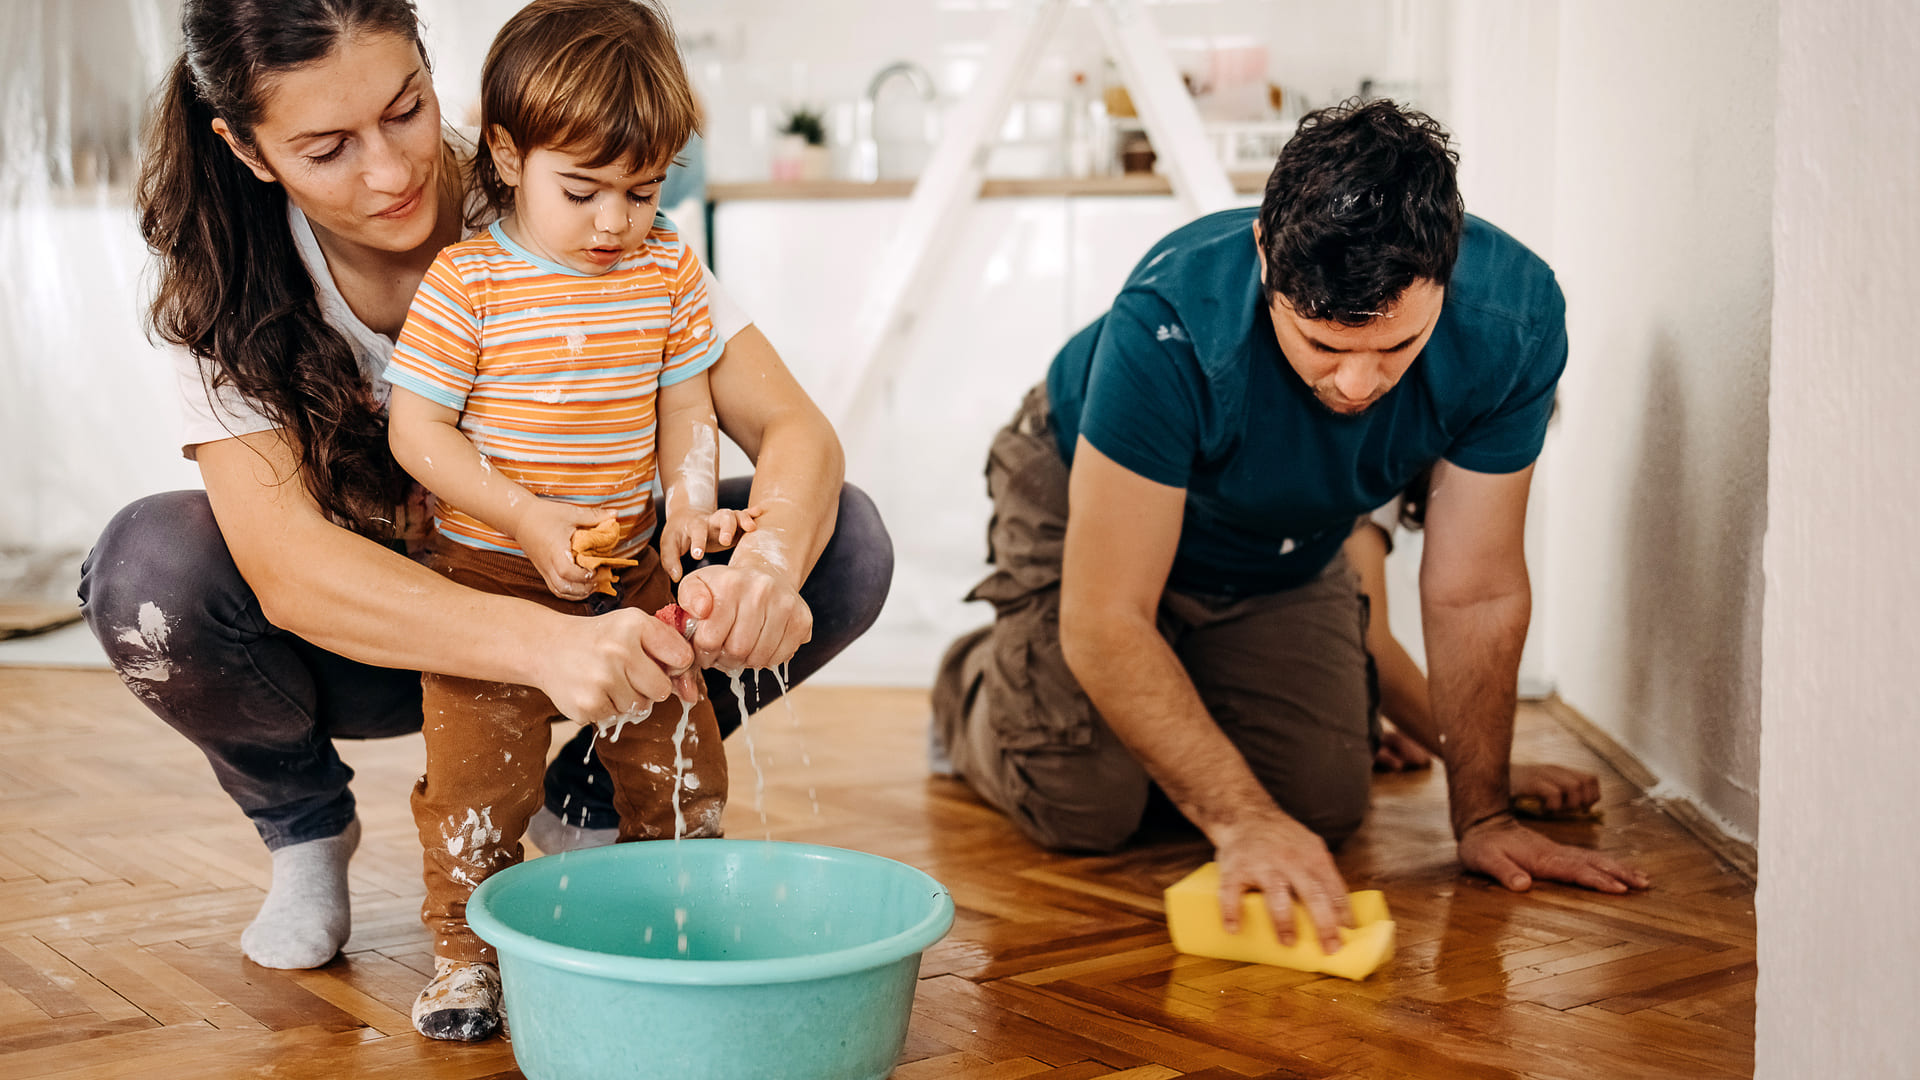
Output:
[
  {"xmin": 670, "ymin": 419, "xmax": 719, "ymax": 514},
  {"xmin": 734, "ymin": 519, "xmax": 794, "ymax": 576}
]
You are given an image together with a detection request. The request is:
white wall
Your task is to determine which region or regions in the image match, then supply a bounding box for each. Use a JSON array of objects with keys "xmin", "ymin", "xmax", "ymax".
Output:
[
  {"xmin": 1545, "ymin": 0, "xmax": 1773, "ymax": 844},
  {"xmin": 1756, "ymin": 0, "xmax": 1920, "ymax": 1072},
  {"xmin": 1443, "ymin": 0, "xmax": 1774, "ymax": 842}
]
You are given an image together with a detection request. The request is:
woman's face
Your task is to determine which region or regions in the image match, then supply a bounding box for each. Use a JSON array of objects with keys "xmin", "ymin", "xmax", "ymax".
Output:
[{"xmin": 217, "ymin": 31, "xmax": 445, "ymax": 255}]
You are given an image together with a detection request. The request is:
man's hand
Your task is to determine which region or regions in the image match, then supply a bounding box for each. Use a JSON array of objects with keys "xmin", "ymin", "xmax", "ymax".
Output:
[
  {"xmin": 1458, "ymin": 814, "xmax": 1649, "ymax": 894},
  {"xmin": 1214, "ymin": 811, "xmax": 1354, "ymax": 954},
  {"xmin": 676, "ymin": 562, "xmax": 812, "ymax": 673},
  {"xmin": 1510, "ymin": 763, "xmax": 1601, "ymax": 815}
]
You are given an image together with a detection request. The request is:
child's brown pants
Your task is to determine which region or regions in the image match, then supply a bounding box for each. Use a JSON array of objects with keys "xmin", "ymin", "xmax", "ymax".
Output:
[{"xmin": 413, "ymin": 535, "xmax": 727, "ymax": 963}]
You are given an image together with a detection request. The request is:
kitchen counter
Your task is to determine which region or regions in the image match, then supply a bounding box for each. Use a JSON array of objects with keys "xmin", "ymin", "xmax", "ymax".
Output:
[{"xmin": 708, "ymin": 170, "xmax": 1271, "ymax": 201}]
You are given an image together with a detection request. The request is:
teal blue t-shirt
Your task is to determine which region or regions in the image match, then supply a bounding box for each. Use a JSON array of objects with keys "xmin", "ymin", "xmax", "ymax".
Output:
[{"xmin": 1045, "ymin": 208, "xmax": 1566, "ymax": 598}]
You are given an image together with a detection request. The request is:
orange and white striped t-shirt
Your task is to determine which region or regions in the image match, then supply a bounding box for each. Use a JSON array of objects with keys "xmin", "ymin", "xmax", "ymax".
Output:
[{"xmin": 384, "ymin": 215, "xmax": 719, "ymax": 559}]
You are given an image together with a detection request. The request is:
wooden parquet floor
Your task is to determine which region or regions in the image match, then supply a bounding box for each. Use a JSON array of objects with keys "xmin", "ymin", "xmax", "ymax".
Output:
[{"xmin": 0, "ymin": 668, "xmax": 1755, "ymax": 1079}]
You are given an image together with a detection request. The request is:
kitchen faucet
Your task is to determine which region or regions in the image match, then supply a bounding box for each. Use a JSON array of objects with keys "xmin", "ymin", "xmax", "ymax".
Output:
[{"xmin": 854, "ymin": 60, "xmax": 938, "ymax": 182}]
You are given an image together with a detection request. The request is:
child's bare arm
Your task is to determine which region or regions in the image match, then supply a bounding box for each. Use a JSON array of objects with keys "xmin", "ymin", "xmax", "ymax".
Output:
[
  {"xmin": 388, "ymin": 388, "xmax": 605, "ymax": 600},
  {"xmin": 656, "ymin": 370, "xmax": 758, "ymax": 582}
]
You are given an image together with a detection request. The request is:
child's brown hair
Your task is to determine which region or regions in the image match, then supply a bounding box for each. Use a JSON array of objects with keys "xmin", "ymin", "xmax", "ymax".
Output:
[{"xmin": 469, "ymin": 0, "xmax": 698, "ymax": 221}]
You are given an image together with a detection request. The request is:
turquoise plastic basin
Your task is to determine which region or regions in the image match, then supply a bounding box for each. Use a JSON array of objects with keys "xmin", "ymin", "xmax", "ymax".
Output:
[{"xmin": 466, "ymin": 839, "xmax": 954, "ymax": 1080}]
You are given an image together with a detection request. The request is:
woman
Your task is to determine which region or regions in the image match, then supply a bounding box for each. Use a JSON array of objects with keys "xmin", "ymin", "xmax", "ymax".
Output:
[{"xmin": 78, "ymin": 0, "xmax": 890, "ymax": 971}]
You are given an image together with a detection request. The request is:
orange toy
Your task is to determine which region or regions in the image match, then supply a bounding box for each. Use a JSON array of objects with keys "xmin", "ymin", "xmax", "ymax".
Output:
[{"xmin": 570, "ymin": 518, "xmax": 638, "ymax": 597}]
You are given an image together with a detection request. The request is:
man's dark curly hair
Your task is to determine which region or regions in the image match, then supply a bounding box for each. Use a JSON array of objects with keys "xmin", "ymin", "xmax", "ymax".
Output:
[{"xmin": 1258, "ymin": 99, "xmax": 1464, "ymax": 326}]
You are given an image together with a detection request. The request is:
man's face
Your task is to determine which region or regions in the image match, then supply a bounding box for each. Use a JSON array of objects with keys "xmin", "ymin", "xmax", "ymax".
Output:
[
  {"xmin": 1265, "ymin": 280, "xmax": 1444, "ymax": 416},
  {"xmin": 1254, "ymin": 223, "xmax": 1445, "ymax": 416}
]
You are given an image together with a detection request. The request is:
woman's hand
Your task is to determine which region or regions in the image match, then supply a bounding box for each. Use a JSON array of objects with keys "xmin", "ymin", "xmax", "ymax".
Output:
[
  {"xmin": 660, "ymin": 506, "xmax": 763, "ymax": 582},
  {"xmin": 510, "ymin": 501, "xmax": 611, "ymax": 602},
  {"xmin": 675, "ymin": 561, "xmax": 812, "ymax": 674},
  {"xmin": 529, "ymin": 607, "xmax": 702, "ymax": 723}
]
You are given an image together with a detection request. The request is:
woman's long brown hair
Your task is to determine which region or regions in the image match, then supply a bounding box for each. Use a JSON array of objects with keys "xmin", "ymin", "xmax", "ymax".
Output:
[{"xmin": 137, "ymin": 0, "xmax": 425, "ymax": 531}]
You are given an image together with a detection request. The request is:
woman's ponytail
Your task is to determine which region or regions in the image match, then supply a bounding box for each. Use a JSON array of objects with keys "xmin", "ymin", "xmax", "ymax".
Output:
[{"xmin": 135, "ymin": 6, "xmax": 420, "ymax": 530}]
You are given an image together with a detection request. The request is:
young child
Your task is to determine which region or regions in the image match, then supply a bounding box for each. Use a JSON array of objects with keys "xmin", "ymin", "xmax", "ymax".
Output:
[{"xmin": 383, "ymin": 0, "xmax": 749, "ymax": 1042}]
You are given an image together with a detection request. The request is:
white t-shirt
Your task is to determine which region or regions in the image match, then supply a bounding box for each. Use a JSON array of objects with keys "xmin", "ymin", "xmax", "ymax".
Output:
[{"xmin": 172, "ymin": 201, "xmax": 751, "ymax": 457}]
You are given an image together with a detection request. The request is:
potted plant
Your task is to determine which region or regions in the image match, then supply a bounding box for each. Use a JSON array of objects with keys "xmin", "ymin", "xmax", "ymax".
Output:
[{"xmin": 771, "ymin": 105, "xmax": 831, "ymax": 182}]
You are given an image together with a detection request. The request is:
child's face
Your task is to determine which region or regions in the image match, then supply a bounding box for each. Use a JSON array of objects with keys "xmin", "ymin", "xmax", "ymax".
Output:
[{"xmin": 491, "ymin": 137, "xmax": 667, "ymax": 275}]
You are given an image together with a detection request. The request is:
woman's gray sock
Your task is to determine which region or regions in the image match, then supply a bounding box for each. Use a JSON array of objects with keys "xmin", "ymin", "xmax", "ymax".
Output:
[{"xmin": 240, "ymin": 817, "xmax": 359, "ymax": 969}]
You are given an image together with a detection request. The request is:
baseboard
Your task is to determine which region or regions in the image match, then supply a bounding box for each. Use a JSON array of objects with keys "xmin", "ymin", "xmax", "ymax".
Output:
[
  {"xmin": 1536, "ymin": 694, "xmax": 1759, "ymax": 884},
  {"xmin": 1517, "ymin": 674, "xmax": 1556, "ymax": 701}
]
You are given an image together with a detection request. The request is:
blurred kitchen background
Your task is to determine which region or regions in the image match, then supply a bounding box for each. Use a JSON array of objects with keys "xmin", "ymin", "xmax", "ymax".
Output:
[
  {"xmin": 0, "ymin": 0, "xmax": 1812, "ymax": 869},
  {"xmin": 0, "ymin": 0, "xmax": 1455, "ymax": 688}
]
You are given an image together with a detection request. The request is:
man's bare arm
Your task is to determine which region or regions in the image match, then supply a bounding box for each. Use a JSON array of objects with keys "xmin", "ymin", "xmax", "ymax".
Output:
[
  {"xmin": 1420, "ymin": 460, "xmax": 1647, "ymax": 893},
  {"xmin": 1060, "ymin": 438, "xmax": 1352, "ymax": 949}
]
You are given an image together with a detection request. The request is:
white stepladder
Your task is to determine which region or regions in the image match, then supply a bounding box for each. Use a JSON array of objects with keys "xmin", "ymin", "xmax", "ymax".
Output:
[{"xmin": 815, "ymin": 0, "xmax": 1239, "ymax": 431}]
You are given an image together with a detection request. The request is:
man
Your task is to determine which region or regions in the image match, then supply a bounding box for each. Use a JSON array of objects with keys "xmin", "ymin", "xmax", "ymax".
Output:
[{"xmin": 933, "ymin": 100, "xmax": 1646, "ymax": 952}]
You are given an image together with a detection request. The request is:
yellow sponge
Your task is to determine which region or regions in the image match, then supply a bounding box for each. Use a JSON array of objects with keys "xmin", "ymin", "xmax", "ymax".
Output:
[{"xmin": 1162, "ymin": 862, "xmax": 1394, "ymax": 980}]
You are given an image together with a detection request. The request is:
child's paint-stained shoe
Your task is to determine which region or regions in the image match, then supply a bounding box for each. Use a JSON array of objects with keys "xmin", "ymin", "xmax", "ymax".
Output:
[{"xmin": 412, "ymin": 957, "xmax": 503, "ymax": 1042}]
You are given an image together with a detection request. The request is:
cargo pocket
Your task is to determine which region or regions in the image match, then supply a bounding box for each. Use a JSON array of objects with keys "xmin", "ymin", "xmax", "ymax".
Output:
[
  {"xmin": 982, "ymin": 592, "xmax": 1096, "ymax": 752},
  {"xmin": 977, "ymin": 385, "xmax": 1070, "ymax": 592}
]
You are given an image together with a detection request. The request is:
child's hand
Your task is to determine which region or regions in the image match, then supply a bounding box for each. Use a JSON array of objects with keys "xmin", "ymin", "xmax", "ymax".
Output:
[
  {"xmin": 515, "ymin": 502, "xmax": 617, "ymax": 601},
  {"xmin": 660, "ymin": 506, "xmax": 762, "ymax": 582}
]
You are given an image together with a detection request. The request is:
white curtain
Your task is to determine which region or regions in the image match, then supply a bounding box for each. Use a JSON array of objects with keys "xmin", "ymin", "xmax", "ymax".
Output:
[{"xmin": 0, "ymin": 1, "xmax": 199, "ymax": 600}]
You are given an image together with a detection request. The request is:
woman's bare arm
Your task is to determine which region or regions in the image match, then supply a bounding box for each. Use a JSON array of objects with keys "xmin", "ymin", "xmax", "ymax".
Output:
[
  {"xmin": 707, "ymin": 325, "xmax": 843, "ymax": 584},
  {"xmin": 675, "ymin": 325, "xmax": 845, "ymax": 671},
  {"xmin": 196, "ymin": 429, "xmax": 698, "ymax": 719}
]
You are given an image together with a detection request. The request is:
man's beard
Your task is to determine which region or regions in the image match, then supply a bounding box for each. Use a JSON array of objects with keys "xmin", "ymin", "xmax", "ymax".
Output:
[{"xmin": 1306, "ymin": 386, "xmax": 1381, "ymax": 418}]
